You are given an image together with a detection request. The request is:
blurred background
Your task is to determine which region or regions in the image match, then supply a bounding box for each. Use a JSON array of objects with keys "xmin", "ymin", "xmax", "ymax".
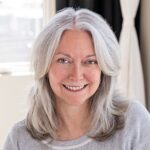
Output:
[{"xmin": 0, "ymin": 0, "xmax": 149, "ymax": 148}]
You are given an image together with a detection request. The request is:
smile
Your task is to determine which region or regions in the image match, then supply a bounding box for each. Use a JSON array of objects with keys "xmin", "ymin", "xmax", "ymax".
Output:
[{"xmin": 63, "ymin": 84, "xmax": 87, "ymax": 92}]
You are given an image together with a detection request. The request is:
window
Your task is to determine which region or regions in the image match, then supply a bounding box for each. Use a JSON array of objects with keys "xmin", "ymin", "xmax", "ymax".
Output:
[{"xmin": 0, "ymin": 0, "xmax": 43, "ymax": 75}]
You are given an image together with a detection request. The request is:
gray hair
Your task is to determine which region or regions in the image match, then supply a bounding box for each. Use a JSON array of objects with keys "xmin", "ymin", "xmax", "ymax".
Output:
[{"xmin": 26, "ymin": 7, "xmax": 129, "ymax": 141}]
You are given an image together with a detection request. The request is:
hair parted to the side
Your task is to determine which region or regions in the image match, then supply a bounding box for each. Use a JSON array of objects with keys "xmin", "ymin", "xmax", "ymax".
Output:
[{"xmin": 25, "ymin": 7, "xmax": 129, "ymax": 141}]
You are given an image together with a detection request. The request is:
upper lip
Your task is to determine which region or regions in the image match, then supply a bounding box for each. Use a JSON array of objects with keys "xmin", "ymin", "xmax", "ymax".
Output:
[{"xmin": 62, "ymin": 84, "xmax": 88, "ymax": 87}]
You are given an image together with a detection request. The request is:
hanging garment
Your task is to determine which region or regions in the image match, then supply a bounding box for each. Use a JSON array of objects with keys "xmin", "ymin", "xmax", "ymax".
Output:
[{"xmin": 117, "ymin": 0, "xmax": 145, "ymax": 105}]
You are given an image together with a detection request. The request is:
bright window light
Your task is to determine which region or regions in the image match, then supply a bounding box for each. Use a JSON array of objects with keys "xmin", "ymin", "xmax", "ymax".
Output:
[{"xmin": 0, "ymin": 0, "xmax": 43, "ymax": 63}]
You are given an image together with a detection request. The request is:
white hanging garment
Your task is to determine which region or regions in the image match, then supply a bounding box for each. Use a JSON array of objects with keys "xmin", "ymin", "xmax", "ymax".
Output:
[
  {"xmin": 43, "ymin": 0, "xmax": 56, "ymax": 25},
  {"xmin": 117, "ymin": 0, "xmax": 145, "ymax": 104}
]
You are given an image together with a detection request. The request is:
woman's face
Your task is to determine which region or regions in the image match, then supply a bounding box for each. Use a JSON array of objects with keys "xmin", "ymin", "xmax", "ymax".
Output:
[{"xmin": 48, "ymin": 30, "xmax": 101, "ymax": 106}]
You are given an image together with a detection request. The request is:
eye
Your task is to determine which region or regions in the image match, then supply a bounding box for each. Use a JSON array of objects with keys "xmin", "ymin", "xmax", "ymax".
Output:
[
  {"xmin": 84, "ymin": 59, "xmax": 98, "ymax": 65},
  {"xmin": 57, "ymin": 58, "xmax": 71, "ymax": 64}
]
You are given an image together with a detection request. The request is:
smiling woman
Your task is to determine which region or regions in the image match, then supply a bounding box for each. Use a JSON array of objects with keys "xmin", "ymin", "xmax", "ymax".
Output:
[
  {"xmin": 48, "ymin": 30, "xmax": 101, "ymax": 106},
  {"xmin": 3, "ymin": 7, "xmax": 150, "ymax": 150}
]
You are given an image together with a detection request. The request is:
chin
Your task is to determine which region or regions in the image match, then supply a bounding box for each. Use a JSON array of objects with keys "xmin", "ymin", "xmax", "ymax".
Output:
[{"xmin": 63, "ymin": 97, "xmax": 90, "ymax": 106}]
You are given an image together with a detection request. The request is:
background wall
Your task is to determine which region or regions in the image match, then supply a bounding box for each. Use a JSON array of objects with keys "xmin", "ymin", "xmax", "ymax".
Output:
[
  {"xmin": 140, "ymin": 0, "xmax": 150, "ymax": 111},
  {"xmin": 0, "ymin": 75, "xmax": 33, "ymax": 148}
]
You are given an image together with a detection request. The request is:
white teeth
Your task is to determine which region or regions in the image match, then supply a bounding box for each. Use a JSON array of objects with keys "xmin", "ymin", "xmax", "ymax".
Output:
[{"xmin": 64, "ymin": 85, "xmax": 85, "ymax": 91}]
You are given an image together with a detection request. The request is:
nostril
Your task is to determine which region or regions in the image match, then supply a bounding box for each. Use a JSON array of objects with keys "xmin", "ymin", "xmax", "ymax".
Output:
[{"xmin": 68, "ymin": 73, "xmax": 84, "ymax": 81}]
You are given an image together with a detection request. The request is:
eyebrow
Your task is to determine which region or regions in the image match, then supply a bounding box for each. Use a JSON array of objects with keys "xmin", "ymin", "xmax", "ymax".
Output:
[
  {"xmin": 55, "ymin": 52, "xmax": 96, "ymax": 58},
  {"xmin": 55, "ymin": 52, "xmax": 71, "ymax": 58}
]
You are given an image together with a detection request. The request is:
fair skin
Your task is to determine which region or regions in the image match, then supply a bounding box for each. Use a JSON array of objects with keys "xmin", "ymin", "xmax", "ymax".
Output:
[{"xmin": 48, "ymin": 29, "xmax": 101, "ymax": 140}]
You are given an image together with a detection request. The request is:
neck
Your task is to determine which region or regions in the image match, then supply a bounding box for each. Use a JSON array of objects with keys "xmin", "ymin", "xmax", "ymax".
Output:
[{"xmin": 56, "ymin": 101, "xmax": 91, "ymax": 140}]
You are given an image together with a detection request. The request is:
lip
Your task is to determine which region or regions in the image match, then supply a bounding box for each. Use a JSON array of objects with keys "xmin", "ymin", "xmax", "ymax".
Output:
[{"xmin": 62, "ymin": 84, "xmax": 88, "ymax": 92}]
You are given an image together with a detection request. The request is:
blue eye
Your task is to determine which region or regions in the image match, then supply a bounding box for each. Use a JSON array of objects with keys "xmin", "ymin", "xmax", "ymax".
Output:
[
  {"xmin": 57, "ymin": 58, "xmax": 70, "ymax": 64},
  {"xmin": 84, "ymin": 60, "xmax": 97, "ymax": 65}
]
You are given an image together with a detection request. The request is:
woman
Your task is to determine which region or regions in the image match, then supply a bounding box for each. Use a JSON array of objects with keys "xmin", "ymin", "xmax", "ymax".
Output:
[{"xmin": 3, "ymin": 8, "xmax": 150, "ymax": 150}]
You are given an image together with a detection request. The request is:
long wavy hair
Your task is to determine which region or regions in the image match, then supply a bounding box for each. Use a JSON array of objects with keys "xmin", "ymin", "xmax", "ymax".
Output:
[{"xmin": 25, "ymin": 7, "xmax": 129, "ymax": 141}]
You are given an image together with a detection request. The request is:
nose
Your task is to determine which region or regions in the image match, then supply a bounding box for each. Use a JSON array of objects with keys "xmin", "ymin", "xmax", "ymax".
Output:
[{"xmin": 68, "ymin": 63, "xmax": 84, "ymax": 81}]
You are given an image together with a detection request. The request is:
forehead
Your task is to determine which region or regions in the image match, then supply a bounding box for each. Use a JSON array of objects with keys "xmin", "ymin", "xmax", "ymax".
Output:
[
  {"xmin": 61, "ymin": 29, "xmax": 92, "ymax": 39},
  {"xmin": 56, "ymin": 29, "xmax": 95, "ymax": 55}
]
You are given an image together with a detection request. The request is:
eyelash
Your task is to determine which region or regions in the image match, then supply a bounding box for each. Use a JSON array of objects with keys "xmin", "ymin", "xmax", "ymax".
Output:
[
  {"xmin": 57, "ymin": 58, "xmax": 97, "ymax": 65},
  {"xmin": 57, "ymin": 58, "xmax": 71, "ymax": 64},
  {"xmin": 84, "ymin": 60, "xmax": 97, "ymax": 65}
]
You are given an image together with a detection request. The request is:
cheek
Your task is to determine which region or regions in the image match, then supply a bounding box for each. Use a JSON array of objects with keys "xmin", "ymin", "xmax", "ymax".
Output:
[
  {"xmin": 87, "ymin": 70, "xmax": 101, "ymax": 83},
  {"xmin": 48, "ymin": 66, "xmax": 68, "ymax": 83}
]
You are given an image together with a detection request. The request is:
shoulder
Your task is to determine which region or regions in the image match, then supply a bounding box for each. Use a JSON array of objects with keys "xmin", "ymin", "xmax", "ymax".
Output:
[
  {"xmin": 3, "ymin": 120, "xmax": 48, "ymax": 150},
  {"xmin": 123, "ymin": 100, "xmax": 150, "ymax": 149},
  {"xmin": 3, "ymin": 120, "xmax": 30, "ymax": 150},
  {"xmin": 4, "ymin": 120, "xmax": 32, "ymax": 145},
  {"xmin": 11, "ymin": 119, "xmax": 26, "ymax": 130},
  {"xmin": 126, "ymin": 100, "xmax": 150, "ymax": 121},
  {"xmin": 8, "ymin": 120, "xmax": 28, "ymax": 138},
  {"xmin": 125, "ymin": 100, "xmax": 150, "ymax": 128}
]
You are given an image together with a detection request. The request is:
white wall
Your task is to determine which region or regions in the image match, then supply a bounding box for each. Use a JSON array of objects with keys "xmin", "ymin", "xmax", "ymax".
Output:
[{"xmin": 0, "ymin": 75, "xmax": 33, "ymax": 148}]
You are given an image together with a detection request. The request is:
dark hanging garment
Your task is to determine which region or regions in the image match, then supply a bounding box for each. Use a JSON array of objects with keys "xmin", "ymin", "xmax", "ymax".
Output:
[
  {"xmin": 93, "ymin": 0, "xmax": 122, "ymax": 39},
  {"xmin": 56, "ymin": 0, "xmax": 140, "ymax": 40},
  {"xmin": 56, "ymin": 0, "xmax": 68, "ymax": 10},
  {"xmin": 56, "ymin": 0, "xmax": 94, "ymax": 10}
]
